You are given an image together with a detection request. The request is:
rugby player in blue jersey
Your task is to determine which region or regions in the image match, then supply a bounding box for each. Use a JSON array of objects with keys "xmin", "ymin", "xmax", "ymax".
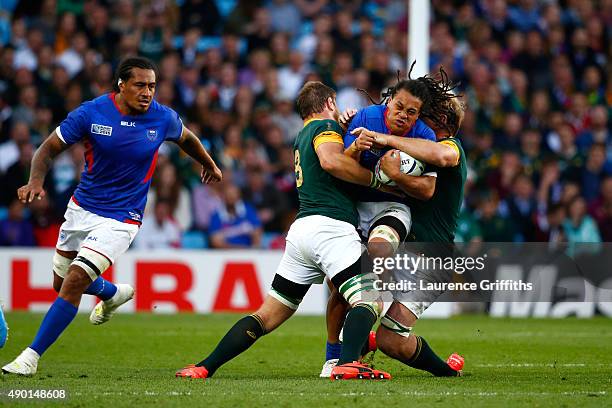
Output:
[
  {"xmin": 3, "ymin": 57, "xmax": 222, "ymax": 376},
  {"xmin": 320, "ymin": 71, "xmax": 463, "ymax": 377}
]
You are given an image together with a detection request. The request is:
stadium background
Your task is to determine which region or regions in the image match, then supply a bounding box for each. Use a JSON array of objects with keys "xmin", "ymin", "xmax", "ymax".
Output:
[{"xmin": 0, "ymin": 0, "xmax": 610, "ymax": 317}]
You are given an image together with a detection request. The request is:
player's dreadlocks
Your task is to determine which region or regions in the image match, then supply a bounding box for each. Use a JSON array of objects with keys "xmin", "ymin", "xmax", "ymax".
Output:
[
  {"xmin": 415, "ymin": 66, "xmax": 463, "ymax": 136},
  {"xmin": 358, "ymin": 62, "xmax": 461, "ymax": 134}
]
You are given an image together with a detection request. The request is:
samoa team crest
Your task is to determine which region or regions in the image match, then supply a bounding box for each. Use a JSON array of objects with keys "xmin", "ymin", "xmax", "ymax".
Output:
[{"xmin": 146, "ymin": 129, "xmax": 158, "ymax": 141}]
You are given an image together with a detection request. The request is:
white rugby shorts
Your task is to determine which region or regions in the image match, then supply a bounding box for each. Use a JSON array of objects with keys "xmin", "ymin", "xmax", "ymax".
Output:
[
  {"xmin": 56, "ymin": 199, "xmax": 139, "ymax": 263},
  {"xmin": 275, "ymin": 215, "xmax": 364, "ymax": 285},
  {"xmin": 356, "ymin": 201, "xmax": 412, "ymax": 239}
]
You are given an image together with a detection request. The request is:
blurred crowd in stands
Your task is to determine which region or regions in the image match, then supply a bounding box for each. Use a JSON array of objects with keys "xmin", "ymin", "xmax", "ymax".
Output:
[{"xmin": 0, "ymin": 0, "xmax": 610, "ymax": 249}]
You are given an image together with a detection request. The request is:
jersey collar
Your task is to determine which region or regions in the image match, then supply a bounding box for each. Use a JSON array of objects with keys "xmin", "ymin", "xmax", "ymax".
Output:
[
  {"xmin": 303, "ymin": 117, "xmax": 323, "ymax": 128},
  {"xmin": 109, "ymin": 93, "xmax": 127, "ymax": 115}
]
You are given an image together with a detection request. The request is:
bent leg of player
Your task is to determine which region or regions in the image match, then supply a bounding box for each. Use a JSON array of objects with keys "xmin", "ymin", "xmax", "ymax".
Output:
[
  {"xmin": 53, "ymin": 203, "xmax": 135, "ymax": 325},
  {"xmin": 0, "ymin": 301, "xmax": 8, "ymax": 348},
  {"xmin": 2, "ymin": 261, "xmax": 93, "ymax": 376},
  {"xmin": 3, "ymin": 215, "xmax": 138, "ymax": 376},
  {"xmin": 364, "ymin": 202, "xmax": 411, "ymax": 259},
  {"xmin": 321, "ymin": 203, "xmax": 411, "ymax": 376},
  {"xmin": 53, "ymin": 250, "xmax": 119, "ymax": 302},
  {"xmin": 177, "ymin": 274, "xmax": 310, "ymax": 379},
  {"xmin": 377, "ymin": 301, "xmax": 462, "ymax": 377},
  {"xmin": 328, "ymin": 258, "xmax": 390, "ymax": 380}
]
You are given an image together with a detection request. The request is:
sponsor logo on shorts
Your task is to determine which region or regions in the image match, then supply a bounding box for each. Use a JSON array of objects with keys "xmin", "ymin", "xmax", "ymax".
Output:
[
  {"xmin": 146, "ymin": 129, "xmax": 158, "ymax": 141},
  {"xmin": 59, "ymin": 230, "xmax": 67, "ymax": 241},
  {"xmin": 91, "ymin": 124, "xmax": 113, "ymax": 136},
  {"xmin": 86, "ymin": 236, "xmax": 98, "ymax": 241},
  {"xmin": 121, "ymin": 121, "xmax": 136, "ymax": 127}
]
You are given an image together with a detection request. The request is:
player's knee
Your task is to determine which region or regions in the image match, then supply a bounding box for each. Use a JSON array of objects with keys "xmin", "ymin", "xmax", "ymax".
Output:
[
  {"xmin": 379, "ymin": 314, "xmax": 413, "ymax": 340},
  {"xmin": 338, "ymin": 273, "xmax": 383, "ymax": 317},
  {"xmin": 53, "ymin": 252, "xmax": 72, "ymax": 280},
  {"xmin": 269, "ymin": 275, "xmax": 308, "ymax": 310},
  {"xmin": 367, "ymin": 238, "xmax": 395, "ymax": 259},
  {"xmin": 71, "ymin": 247, "xmax": 111, "ymax": 282},
  {"xmin": 368, "ymin": 225, "xmax": 400, "ymax": 259}
]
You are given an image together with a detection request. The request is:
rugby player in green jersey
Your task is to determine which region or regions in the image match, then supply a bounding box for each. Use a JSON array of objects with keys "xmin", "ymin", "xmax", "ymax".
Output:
[
  {"xmin": 359, "ymin": 95, "xmax": 467, "ymax": 376},
  {"xmin": 176, "ymin": 81, "xmax": 394, "ymax": 380}
]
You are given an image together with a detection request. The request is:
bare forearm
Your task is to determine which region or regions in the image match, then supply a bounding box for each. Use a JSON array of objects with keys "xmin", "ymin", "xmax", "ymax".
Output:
[
  {"xmin": 176, "ymin": 130, "xmax": 217, "ymax": 168},
  {"xmin": 343, "ymin": 142, "xmax": 361, "ymax": 160},
  {"xmin": 29, "ymin": 133, "xmax": 67, "ymax": 184},
  {"xmin": 384, "ymin": 135, "xmax": 458, "ymax": 167},
  {"xmin": 29, "ymin": 147, "xmax": 54, "ymax": 184},
  {"xmin": 392, "ymin": 174, "xmax": 435, "ymax": 201},
  {"xmin": 325, "ymin": 154, "xmax": 375, "ymax": 187}
]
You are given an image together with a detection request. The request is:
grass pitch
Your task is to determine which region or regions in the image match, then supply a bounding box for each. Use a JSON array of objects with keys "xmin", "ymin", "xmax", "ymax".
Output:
[{"xmin": 0, "ymin": 312, "xmax": 610, "ymax": 407}]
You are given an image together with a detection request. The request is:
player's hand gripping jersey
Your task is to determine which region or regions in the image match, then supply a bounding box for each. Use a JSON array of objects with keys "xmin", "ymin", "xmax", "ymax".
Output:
[
  {"xmin": 343, "ymin": 105, "xmax": 436, "ymax": 203},
  {"xmin": 56, "ymin": 93, "xmax": 183, "ymax": 224}
]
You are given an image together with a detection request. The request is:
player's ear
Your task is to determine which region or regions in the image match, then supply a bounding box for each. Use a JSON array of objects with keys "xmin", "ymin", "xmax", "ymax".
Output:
[
  {"xmin": 326, "ymin": 96, "xmax": 336, "ymax": 111},
  {"xmin": 117, "ymin": 78, "xmax": 124, "ymax": 92}
]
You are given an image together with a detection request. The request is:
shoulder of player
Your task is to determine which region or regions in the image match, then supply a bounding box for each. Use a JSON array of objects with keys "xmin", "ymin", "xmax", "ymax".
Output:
[
  {"xmin": 438, "ymin": 136, "xmax": 463, "ymax": 149},
  {"xmin": 309, "ymin": 119, "xmax": 343, "ymax": 135},
  {"xmin": 438, "ymin": 137, "xmax": 467, "ymax": 170},
  {"xmin": 413, "ymin": 118, "xmax": 434, "ymax": 133},
  {"xmin": 147, "ymin": 99, "xmax": 174, "ymax": 115},
  {"xmin": 360, "ymin": 104, "xmax": 385, "ymax": 120}
]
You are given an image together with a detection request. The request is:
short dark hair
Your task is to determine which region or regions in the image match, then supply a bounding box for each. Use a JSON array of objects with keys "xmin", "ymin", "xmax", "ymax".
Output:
[
  {"xmin": 113, "ymin": 56, "xmax": 158, "ymax": 92},
  {"xmin": 296, "ymin": 81, "xmax": 336, "ymax": 119}
]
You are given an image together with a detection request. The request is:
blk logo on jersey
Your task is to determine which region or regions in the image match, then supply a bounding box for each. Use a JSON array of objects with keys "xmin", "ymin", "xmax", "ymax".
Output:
[
  {"xmin": 121, "ymin": 121, "xmax": 136, "ymax": 127},
  {"xmin": 91, "ymin": 124, "xmax": 113, "ymax": 136},
  {"xmin": 146, "ymin": 129, "xmax": 158, "ymax": 141}
]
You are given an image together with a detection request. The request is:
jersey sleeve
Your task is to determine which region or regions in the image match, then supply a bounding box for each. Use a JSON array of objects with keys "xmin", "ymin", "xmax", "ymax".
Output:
[
  {"xmin": 413, "ymin": 119, "xmax": 436, "ymax": 141},
  {"xmin": 56, "ymin": 103, "xmax": 90, "ymax": 145},
  {"xmin": 438, "ymin": 138, "xmax": 461, "ymax": 166},
  {"xmin": 313, "ymin": 121, "xmax": 344, "ymax": 150},
  {"xmin": 343, "ymin": 108, "xmax": 366, "ymax": 148},
  {"xmin": 165, "ymin": 108, "xmax": 184, "ymax": 142}
]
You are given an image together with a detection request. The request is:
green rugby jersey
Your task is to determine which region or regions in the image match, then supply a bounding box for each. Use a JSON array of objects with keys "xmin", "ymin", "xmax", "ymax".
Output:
[
  {"xmin": 408, "ymin": 137, "xmax": 467, "ymax": 242},
  {"xmin": 294, "ymin": 118, "xmax": 359, "ymax": 227}
]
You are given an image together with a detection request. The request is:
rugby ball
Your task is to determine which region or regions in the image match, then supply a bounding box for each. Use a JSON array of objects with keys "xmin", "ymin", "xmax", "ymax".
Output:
[{"xmin": 374, "ymin": 151, "xmax": 425, "ymax": 186}]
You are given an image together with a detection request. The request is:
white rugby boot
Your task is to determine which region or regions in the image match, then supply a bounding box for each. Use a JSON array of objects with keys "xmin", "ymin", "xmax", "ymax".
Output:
[
  {"xmin": 319, "ymin": 359, "xmax": 338, "ymax": 378},
  {"xmin": 2, "ymin": 347, "xmax": 39, "ymax": 376},
  {"xmin": 89, "ymin": 284, "xmax": 134, "ymax": 325}
]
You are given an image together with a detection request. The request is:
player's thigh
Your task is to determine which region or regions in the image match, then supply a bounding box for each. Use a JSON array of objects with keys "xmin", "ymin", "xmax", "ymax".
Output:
[
  {"xmin": 368, "ymin": 203, "xmax": 412, "ymax": 242},
  {"xmin": 390, "ymin": 266, "xmax": 450, "ymax": 319},
  {"xmin": 313, "ymin": 218, "xmax": 364, "ymax": 281},
  {"xmin": 53, "ymin": 249, "xmax": 77, "ymax": 292},
  {"xmin": 56, "ymin": 201, "xmax": 90, "ymax": 256},
  {"xmin": 71, "ymin": 217, "xmax": 137, "ymax": 281},
  {"xmin": 84, "ymin": 219, "xmax": 139, "ymax": 265}
]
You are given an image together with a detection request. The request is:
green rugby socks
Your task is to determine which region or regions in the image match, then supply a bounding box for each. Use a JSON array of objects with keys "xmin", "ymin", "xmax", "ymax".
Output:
[
  {"xmin": 197, "ymin": 315, "xmax": 265, "ymax": 376},
  {"xmin": 407, "ymin": 336, "xmax": 458, "ymax": 377}
]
